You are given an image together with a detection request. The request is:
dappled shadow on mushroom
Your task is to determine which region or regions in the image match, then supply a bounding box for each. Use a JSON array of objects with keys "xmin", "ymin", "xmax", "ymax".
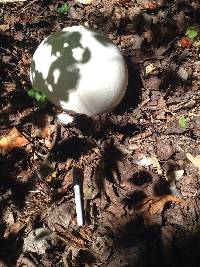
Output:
[
  {"xmin": 92, "ymin": 31, "xmax": 114, "ymax": 47},
  {"xmin": 30, "ymin": 31, "xmax": 91, "ymax": 110}
]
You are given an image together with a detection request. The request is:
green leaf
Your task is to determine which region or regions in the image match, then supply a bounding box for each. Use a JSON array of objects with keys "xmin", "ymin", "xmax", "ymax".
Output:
[
  {"xmin": 57, "ymin": 3, "xmax": 70, "ymax": 15},
  {"xmin": 186, "ymin": 26, "xmax": 198, "ymax": 39},
  {"xmin": 179, "ymin": 116, "xmax": 188, "ymax": 129},
  {"xmin": 28, "ymin": 88, "xmax": 48, "ymax": 103}
]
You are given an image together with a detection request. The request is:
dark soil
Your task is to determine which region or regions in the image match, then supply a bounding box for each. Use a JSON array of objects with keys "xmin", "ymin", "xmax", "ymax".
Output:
[{"xmin": 1, "ymin": 0, "xmax": 200, "ymax": 266}]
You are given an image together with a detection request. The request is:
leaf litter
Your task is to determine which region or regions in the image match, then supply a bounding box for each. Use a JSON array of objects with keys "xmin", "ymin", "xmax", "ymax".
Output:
[{"xmin": 1, "ymin": 0, "xmax": 200, "ymax": 266}]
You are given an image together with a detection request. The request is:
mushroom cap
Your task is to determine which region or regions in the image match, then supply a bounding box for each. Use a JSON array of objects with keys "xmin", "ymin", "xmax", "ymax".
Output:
[{"xmin": 30, "ymin": 26, "xmax": 128, "ymax": 116}]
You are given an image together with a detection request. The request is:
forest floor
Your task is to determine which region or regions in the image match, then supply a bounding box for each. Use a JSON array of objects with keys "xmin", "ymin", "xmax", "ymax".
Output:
[{"xmin": 1, "ymin": 0, "xmax": 200, "ymax": 266}]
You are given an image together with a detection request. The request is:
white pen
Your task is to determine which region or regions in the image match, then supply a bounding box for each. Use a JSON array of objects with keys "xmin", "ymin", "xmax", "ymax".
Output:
[{"xmin": 73, "ymin": 167, "xmax": 84, "ymax": 226}]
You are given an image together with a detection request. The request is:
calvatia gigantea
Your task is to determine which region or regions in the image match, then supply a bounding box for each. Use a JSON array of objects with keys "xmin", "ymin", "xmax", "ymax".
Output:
[{"xmin": 30, "ymin": 25, "xmax": 128, "ymax": 120}]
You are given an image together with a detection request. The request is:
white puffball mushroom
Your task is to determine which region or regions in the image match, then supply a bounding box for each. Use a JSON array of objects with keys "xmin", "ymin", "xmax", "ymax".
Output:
[{"xmin": 30, "ymin": 25, "xmax": 128, "ymax": 117}]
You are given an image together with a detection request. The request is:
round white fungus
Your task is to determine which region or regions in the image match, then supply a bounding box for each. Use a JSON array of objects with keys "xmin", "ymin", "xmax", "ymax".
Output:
[{"xmin": 30, "ymin": 25, "xmax": 128, "ymax": 117}]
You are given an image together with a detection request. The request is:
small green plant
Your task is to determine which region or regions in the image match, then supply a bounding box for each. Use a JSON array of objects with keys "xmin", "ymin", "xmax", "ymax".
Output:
[
  {"xmin": 179, "ymin": 116, "xmax": 188, "ymax": 129},
  {"xmin": 186, "ymin": 26, "xmax": 198, "ymax": 39},
  {"xmin": 28, "ymin": 88, "xmax": 48, "ymax": 108},
  {"xmin": 57, "ymin": 3, "xmax": 70, "ymax": 15}
]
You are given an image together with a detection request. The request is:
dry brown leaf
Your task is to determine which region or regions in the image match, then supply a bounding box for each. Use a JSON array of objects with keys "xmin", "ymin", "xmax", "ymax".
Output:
[
  {"xmin": 0, "ymin": 127, "xmax": 29, "ymax": 155},
  {"xmin": 41, "ymin": 125, "xmax": 55, "ymax": 139},
  {"xmin": 186, "ymin": 153, "xmax": 200, "ymax": 171},
  {"xmin": 4, "ymin": 221, "xmax": 26, "ymax": 239},
  {"xmin": 56, "ymin": 172, "xmax": 73, "ymax": 193},
  {"xmin": 137, "ymin": 195, "xmax": 186, "ymax": 215},
  {"xmin": 52, "ymin": 231, "xmax": 85, "ymax": 248},
  {"xmin": 42, "ymin": 125, "xmax": 56, "ymax": 149},
  {"xmin": 129, "ymin": 130, "xmax": 152, "ymax": 140}
]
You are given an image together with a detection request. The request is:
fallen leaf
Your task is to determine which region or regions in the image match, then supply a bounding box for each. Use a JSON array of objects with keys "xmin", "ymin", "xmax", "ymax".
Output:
[
  {"xmin": 137, "ymin": 155, "xmax": 162, "ymax": 174},
  {"xmin": 46, "ymin": 203, "xmax": 74, "ymax": 232},
  {"xmin": 186, "ymin": 153, "xmax": 200, "ymax": 171},
  {"xmin": 145, "ymin": 63, "xmax": 156, "ymax": 74},
  {"xmin": 4, "ymin": 221, "xmax": 26, "ymax": 239},
  {"xmin": 129, "ymin": 130, "xmax": 152, "ymax": 141},
  {"xmin": 2, "ymin": 55, "xmax": 12, "ymax": 63},
  {"xmin": 57, "ymin": 171, "xmax": 73, "ymax": 194},
  {"xmin": 0, "ymin": 24, "xmax": 9, "ymax": 31},
  {"xmin": 23, "ymin": 228, "xmax": 51, "ymax": 255},
  {"xmin": 156, "ymin": 141, "xmax": 173, "ymax": 161},
  {"xmin": 41, "ymin": 125, "xmax": 55, "ymax": 139},
  {"xmin": 3, "ymin": 211, "xmax": 15, "ymax": 226},
  {"xmin": 0, "ymin": 127, "xmax": 29, "ymax": 155},
  {"xmin": 42, "ymin": 125, "xmax": 56, "ymax": 148},
  {"xmin": 137, "ymin": 195, "xmax": 186, "ymax": 215},
  {"xmin": 51, "ymin": 230, "xmax": 85, "ymax": 248},
  {"xmin": 14, "ymin": 31, "xmax": 24, "ymax": 41}
]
